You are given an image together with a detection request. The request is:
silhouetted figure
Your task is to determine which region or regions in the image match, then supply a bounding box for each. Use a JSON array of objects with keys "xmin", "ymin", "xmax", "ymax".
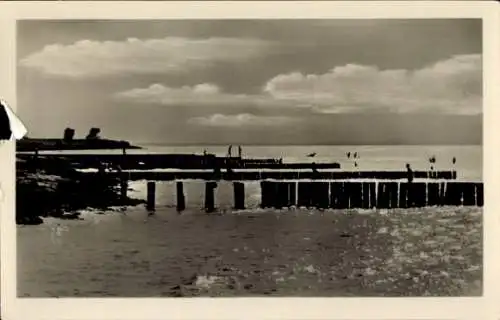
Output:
[
  {"xmin": 238, "ymin": 145, "xmax": 242, "ymax": 158},
  {"xmin": 451, "ymin": 157, "xmax": 457, "ymax": 180},
  {"xmin": 0, "ymin": 101, "xmax": 11, "ymax": 140},
  {"xmin": 354, "ymin": 152, "xmax": 358, "ymax": 159},
  {"xmin": 311, "ymin": 162, "xmax": 318, "ymax": 174},
  {"xmin": 63, "ymin": 128, "xmax": 75, "ymax": 143},
  {"xmin": 406, "ymin": 163, "xmax": 414, "ymax": 183},
  {"xmin": 203, "ymin": 149, "xmax": 208, "ymax": 156},
  {"xmin": 279, "ymin": 158, "xmax": 283, "ymax": 164},
  {"xmin": 86, "ymin": 127, "xmax": 101, "ymax": 140},
  {"xmin": 347, "ymin": 152, "xmax": 351, "ymax": 159},
  {"xmin": 227, "ymin": 145, "xmax": 233, "ymax": 157}
]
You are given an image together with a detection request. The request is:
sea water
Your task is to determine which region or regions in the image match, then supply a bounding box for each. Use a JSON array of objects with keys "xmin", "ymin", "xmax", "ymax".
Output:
[{"xmin": 17, "ymin": 145, "xmax": 482, "ymax": 297}]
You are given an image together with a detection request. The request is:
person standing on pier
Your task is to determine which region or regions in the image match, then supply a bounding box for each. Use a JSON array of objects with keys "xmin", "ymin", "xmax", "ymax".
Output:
[
  {"xmin": 311, "ymin": 162, "xmax": 318, "ymax": 175},
  {"xmin": 238, "ymin": 145, "xmax": 242, "ymax": 158},
  {"xmin": 452, "ymin": 156, "xmax": 457, "ymax": 180},
  {"xmin": 428, "ymin": 155, "xmax": 437, "ymax": 178},
  {"xmin": 406, "ymin": 163, "xmax": 414, "ymax": 183},
  {"xmin": 227, "ymin": 145, "xmax": 233, "ymax": 158}
]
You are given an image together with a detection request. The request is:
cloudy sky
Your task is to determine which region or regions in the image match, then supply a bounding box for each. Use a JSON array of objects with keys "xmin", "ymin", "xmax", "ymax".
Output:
[{"xmin": 17, "ymin": 19, "xmax": 482, "ymax": 145}]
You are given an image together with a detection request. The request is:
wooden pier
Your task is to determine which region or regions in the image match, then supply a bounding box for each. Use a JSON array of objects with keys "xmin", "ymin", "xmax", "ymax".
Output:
[{"xmin": 139, "ymin": 180, "xmax": 483, "ymax": 211}]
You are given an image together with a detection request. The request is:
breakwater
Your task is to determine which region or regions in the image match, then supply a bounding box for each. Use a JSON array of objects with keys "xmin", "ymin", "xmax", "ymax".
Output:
[
  {"xmin": 260, "ymin": 181, "xmax": 483, "ymax": 209},
  {"xmin": 141, "ymin": 180, "xmax": 483, "ymax": 212}
]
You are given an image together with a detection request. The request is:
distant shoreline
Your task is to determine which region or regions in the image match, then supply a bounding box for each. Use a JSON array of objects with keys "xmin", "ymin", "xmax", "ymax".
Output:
[{"xmin": 17, "ymin": 137, "xmax": 141, "ymax": 152}]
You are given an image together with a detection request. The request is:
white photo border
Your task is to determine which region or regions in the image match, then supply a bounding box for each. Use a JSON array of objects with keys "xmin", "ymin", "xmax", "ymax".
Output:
[{"xmin": 1, "ymin": 2, "xmax": 499, "ymax": 320}]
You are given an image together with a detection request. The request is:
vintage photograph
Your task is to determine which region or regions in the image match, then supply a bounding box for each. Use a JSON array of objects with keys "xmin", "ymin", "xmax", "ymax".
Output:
[{"xmin": 15, "ymin": 19, "xmax": 482, "ymax": 298}]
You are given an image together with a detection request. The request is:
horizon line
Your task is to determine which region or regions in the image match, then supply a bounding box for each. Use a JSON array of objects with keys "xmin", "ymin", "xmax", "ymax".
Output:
[{"xmin": 132, "ymin": 142, "xmax": 483, "ymax": 147}]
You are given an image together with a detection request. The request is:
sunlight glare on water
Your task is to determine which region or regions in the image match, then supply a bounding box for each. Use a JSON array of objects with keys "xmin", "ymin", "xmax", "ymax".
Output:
[{"xmin": 17, "ymin": 145, "xmax": 482, "ymax": 297}]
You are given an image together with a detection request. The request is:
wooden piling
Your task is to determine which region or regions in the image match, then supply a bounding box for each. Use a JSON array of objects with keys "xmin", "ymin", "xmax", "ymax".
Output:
[
  {"xmin": 439, "ymin": 182, "xmax": 446, "ymax": 206},
  {"xmin": 444, "ymin": 182, "xmax": 462, "ymax": 206},
  {"xmin": 338, "ymin": 182, "xmax": 349, "ymax": 209},
  {"xmin": 427, "ymin": 183, "xmax": 440, "ymax": 206},
  {"xmin": 376, "ymin": 183, "xmax": 388, "ymax": 209},
  {"xmin": 287, "ymin": 182, "xmax": 297, "ymax": 207},
  {"xmin": 31, "ymin": 149, "xmax": 40, "ymax": 173},
  {"xmin": 297, "ymin": 182, "xmax": 313, "ymax": 208},
  {"xmin": 260, "ymin": 181, "xmax": 271, "ymax": 208},
  {"xmin": 369, "ymin": 182, "xmax": 376, "ymax": 209},
  {"xmin": 476, "ymin": 183, "xmax": 484, "ymax": 207},
  {"xmin": 233, "ymin": 182, "xmax": 245, "ymax": 210},
  {"xmin": 346, "ymin": 182, "xmax": 363, "ymax": 209},
  {"xmin": 146, "ymin": 181, "xmax": 156, "ymax": 211},
  {"xmin": 276, "ymin": 182, "xmax": 290, "ymax": 208},
  {"xmin": 407, "ymin": 182, "xmax": 426, "ymax": 208},
  {"xmin": 204, "ymin": 181, "xmax": 216, "ymax": 213},
  {"xmin": 361, "ymin": 183, "xmax": 371, "ymax": 209},
  {"xmin": 176, "ymin": 181, "xmax": 186, "ymax": 212},
  {"xmin": 382, "ymin": 182, "xmax": 396, "ymax": 209},
  {"xmin": 330, "ymin": 182, "xmax": 345, "ymax": 209},
  {"xmin": 398, "ymin": 183, "xmax": 408, "ymax": 209},
  {"xmin": 461, "ymin": 182, "xmax": 476, "ymax": 206},
  {"xmin": 311, "ymin": 182, "xmax": 329, "ymax": 209}
]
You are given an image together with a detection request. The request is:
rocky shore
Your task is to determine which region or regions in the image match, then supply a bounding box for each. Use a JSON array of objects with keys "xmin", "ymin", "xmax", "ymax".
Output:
[{"xmin": 16, "ymin": 167, "xmax": 144, "ymax": 225}]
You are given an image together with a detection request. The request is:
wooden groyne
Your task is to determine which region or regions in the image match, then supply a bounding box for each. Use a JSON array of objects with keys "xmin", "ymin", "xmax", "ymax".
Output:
[
  {"xmin": 140, "ymin": 180, "xmax": 483, "ymax": 211},
  {"xmin": 261, "ymin": 181, "xmax": 483, "ymax": 209},
  {"xmin": 88, "ymin": 169, "xmax": 457, "ymax": 181}
]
